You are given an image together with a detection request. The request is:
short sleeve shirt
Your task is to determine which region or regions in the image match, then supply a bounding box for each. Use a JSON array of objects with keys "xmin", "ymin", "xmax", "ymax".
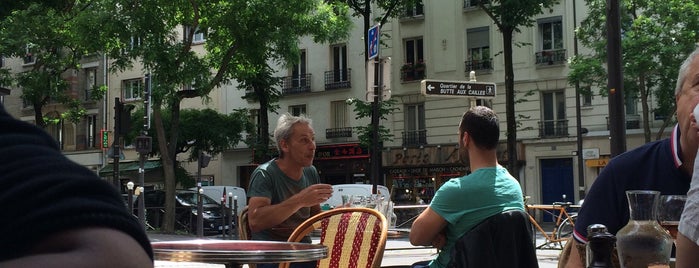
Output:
[
  {"xmin": 247, "ymin": 159, "xmax": 321, "ymax": 241},
  {"xmin": 573, "ymin": 125, "xmax": 691, "ymax": 243},
  {"xmin": 428, "ymin": 165, "xmax": 525, "ymax": 268}
]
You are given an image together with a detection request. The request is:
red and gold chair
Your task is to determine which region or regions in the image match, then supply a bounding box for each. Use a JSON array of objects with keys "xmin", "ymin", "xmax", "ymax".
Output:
[{"xmin": 280, "ymin": 207, "xmax": 388, "ymax": 268}]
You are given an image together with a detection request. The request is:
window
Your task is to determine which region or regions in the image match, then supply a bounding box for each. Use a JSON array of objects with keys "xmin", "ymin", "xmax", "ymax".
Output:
[
  {"xmin": 541, "ymin": 91, "xmax": 568, "ymax": 137},
  {"xmin": 405, "ymin": 38, "xmax": 424, "ymax": 65},
  {"xmin": 539, "ymin": 17, "xmax": 563, "ymax": 51},
  {"xmin": 87, "ymin": 114, "xmax": 97, "ymax": 148},
  {"xmin": 332, "ymin": 44, "xmax": 348, "ymax": 82},
  {"xmin": 292, "ymin": 50, "xmax": 307, "ymax": 87},
  {"xmin": 24, "ymin": 44, "xmax": 36, "ymax": 65},
  {"xmin": 403, "ymin": 103, "xmax": 426, "ymax": 146},
  {"xmin": 289, "ymin": 105, "xmax": 306, "ymax": 116},
  {"xmin": 185, "ymin": 26, "xmax": 206, "ymax": 43},
  {"xmin": 283, "ymin": 50, "xmax": 310, "ymax": 94},
  {"xmin": 85, "ymin": 68, "xmax": 97, "ymax": 101},
  {"xmin": 405, "ymin": 1, "xmax": 424, "ymax": 17},
  {"xmin": 403, "ymin": 38, "xmax": 425, "ymax": 81},
  {"xmin": 583, "ymin": 94, "xmax": 592, "ymax": 106},
  {"xmin": 464, "ymin": 0, "xmax": 478, "ymax": 8},
  {"xmin": 122, "ymin": 78, "xmax": 143, "ymax": 101},
  {"xmin": 331, "ymin": 100, "xmax": 348, "ymax": 129},
  {"xmin": 466, "ymin": 27, "xmax": 491, "ymax": 71}
]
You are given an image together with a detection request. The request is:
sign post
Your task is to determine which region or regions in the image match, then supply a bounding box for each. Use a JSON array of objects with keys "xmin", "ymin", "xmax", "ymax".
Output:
[
  {"xmin": 367, "ymin": 24, "xmax": 379, "ymax": 60},
  {"xmin": 420, "ymin": 79, "xmax": 496, "ymax": 98}
]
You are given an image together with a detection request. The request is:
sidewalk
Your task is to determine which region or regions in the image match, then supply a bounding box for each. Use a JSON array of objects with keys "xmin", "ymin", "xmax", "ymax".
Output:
[{"xmin": 149, "ymin": 231, "xmax": 562, "ymax": 268}]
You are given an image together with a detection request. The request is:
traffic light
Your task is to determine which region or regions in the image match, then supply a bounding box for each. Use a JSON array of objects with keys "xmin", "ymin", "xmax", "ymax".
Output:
[{"xmin": 117, "ymin": 100, "xmax": 135, "ymax": 136}]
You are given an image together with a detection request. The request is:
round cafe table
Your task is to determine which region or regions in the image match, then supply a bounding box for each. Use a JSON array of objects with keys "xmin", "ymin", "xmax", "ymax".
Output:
[{"xmin": 152, "ymin": 240, "xmax": 328, "ymax": 268}]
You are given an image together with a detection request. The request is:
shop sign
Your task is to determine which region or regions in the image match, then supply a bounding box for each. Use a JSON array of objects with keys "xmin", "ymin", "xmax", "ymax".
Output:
[{"xmin": 315, "ymin": 143, "xmax": 369, "ymax": 160}]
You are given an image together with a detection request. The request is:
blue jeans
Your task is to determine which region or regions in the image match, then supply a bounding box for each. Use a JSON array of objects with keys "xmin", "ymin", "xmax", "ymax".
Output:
[{"xmin": 257, "ymin": 261, "xmax": 317, "ymax": 268}]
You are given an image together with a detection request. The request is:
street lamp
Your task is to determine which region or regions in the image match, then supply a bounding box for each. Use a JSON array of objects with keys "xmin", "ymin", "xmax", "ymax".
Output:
[{"xmin": 126, "ymin": 181, "xmax": 134, "ymax": 214}]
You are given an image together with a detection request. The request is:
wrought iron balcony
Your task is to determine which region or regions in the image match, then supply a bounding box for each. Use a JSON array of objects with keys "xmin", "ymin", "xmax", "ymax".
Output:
[
  {"xmin": 535, "ymin": 49, "xmax": 567, "ymax": 65},
  {"xmin": 324, "ymin": 69, "xmax": 351, "ymax": 90},
  {"xmin": 326, "ymin": 127, "xmax": 353, "ymax": 139},
  {"xmin": 402, "ymin": 129, "xmax": 427, "ymax": 146},
  {"xmin": 282, "ymin": 73, "xmax": 312, "ymax": 94},
  {"xmin": 465, "ymin": 58, "xmax": 492, "ymax": 71},
  {"xmin": 538, "ymin": 119, "xmax": 569, "ymax": 137}
]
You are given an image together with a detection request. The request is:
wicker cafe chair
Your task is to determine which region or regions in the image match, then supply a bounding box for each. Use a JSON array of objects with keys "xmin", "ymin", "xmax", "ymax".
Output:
[
  {"xmin": 280, "ymin": 207, "xmax": 389, "ymax": 268},
  {"xmin": 238, "ymin": 206, "xmax": 252, "ymax": 240},
  {"xmin": 238, "ymin": 206, "xmax": 256, "ymax": 268}
]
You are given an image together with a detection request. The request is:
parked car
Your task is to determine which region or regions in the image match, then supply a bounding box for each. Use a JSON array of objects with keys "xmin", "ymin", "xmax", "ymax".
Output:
[
  {"xmin": 322, "ymin": 184, "xmax": 390, "ymax": 208},
  {"xmin": 142, "ymin": 190, "xmax": 230, "ymax": 235},
  {"xmin": 188, "ymin": 186, "xmax": 247, "ymax": 216}
]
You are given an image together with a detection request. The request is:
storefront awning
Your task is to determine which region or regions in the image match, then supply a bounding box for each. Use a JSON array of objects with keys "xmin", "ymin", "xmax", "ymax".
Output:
[
  {"xmin": 99, "ymin": 160, "xmax": 162, "ymax": 176},
  {"xmin": 585, "ymin": 156, "xmax": 610, "ymax": 167}
]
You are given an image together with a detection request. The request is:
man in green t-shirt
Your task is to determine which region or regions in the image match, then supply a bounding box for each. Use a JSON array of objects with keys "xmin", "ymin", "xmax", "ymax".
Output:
[
  {"xmin": 409, "ymin": 106, "xmax": 525, "ymax": 268},
  {"xmin": 247, "ymin": 113, "xmax": 333, "ymax": 267}
]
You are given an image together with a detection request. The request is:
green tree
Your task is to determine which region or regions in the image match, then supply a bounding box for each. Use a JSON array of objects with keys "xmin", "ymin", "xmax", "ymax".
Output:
[
  {"xmin": 99, "ymin": 0, "xmax": 351, "ymax": 232},
  {"xmin": 569, "ymin": 0, "xmax": 699, "ymax": 142},
  {"xmin": 238, "ymin": 64, "xmax": 281, "ymax": 164},
  {"xmin": 346, "ymin": 98, "xmax": 398, "ymax": 149},
  {"xmin": 0, "ymin": 1, "xmax": 107, "ymax": 127},
  {"xmin": 342, "ymin": 0, "xmax": 419, "ymax": 186},
  {"xmin": 475, "ymin": 0, "xmax": 559, "ymax": 176}
]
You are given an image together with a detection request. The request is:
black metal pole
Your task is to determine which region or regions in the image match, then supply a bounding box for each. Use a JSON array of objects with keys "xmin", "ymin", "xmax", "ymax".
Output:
[
  {"xmin": 573, "ymin": 0, "xmax": 586, "ymax": 200},
  {"xmin": 113, "ymin": 98, "xmax": 121, "ymax": 188},
  {"xmin": 228, "ymin": 193, "xmax": 233, "ymax": 238},
  {"xmin": 128, "ymin": 184, "xmax": 134, "ymax": 214},
  {"xmin": 197, "ymin": 150, "xmax": 204, "ymax": 237},
  {"xmin": 607, "ymin": 0, "xmax": 626, "ymax": 156},
  {"xmin": 233, "ymin": 195, "xmax": 238, "ymax": 239}
]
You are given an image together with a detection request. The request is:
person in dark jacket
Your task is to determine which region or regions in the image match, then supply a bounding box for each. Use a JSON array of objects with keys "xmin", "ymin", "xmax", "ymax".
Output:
[{"xmin": 0, "ymin": 103, "xmax": 153, "ymax": 267}]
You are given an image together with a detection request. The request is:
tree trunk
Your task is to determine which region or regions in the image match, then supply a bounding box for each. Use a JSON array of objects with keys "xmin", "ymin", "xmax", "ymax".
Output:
[
  {"xmin": 639, "ymin": 73, "xmax": 651, "ymax": 143},
  {"xmin": 255, "ymin": 86, "xmax": 272, "ymax": 163},
  {"xmin": 503, "ymin": 28, "xmax": 518, "ymax": 178},
  {"xmin": 152, "ymin": 99, "xmax": 178, "ymax": 233}
]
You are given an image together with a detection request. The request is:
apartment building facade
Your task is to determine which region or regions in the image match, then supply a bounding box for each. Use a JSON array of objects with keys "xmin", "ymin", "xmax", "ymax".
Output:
[
  {"xmin": 221, "ymin": 0, "xmax": 671, "ymax": 205},
  {"xmin": 0, "ymin": 1, "xmax": 672, "ymax": 205},
  {"xmin": 1, "ymin": 53, "xmax": 108, "ymax": 175}
]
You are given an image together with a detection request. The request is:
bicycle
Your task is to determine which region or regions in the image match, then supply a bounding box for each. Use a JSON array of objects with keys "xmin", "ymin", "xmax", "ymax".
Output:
[{"xmin": 525, "ymin": 200, "xmax": 578, "ymax": 250}]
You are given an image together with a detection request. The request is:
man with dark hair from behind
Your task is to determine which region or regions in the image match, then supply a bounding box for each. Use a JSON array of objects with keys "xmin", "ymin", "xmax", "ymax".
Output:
[
  {"xmin": 409, "ymin": 106, "xmax": 525, "ymax": 268},
  {"xmin": 0, "ymin": 103, "xmax": 153, "ymax": 267}
]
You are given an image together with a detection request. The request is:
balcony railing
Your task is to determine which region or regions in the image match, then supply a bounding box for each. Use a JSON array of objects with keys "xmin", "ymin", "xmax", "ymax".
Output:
[
  {"xmin": 324, "ymin": 69, "xmax": 351, "ymax": 90},
  {"xmin": 606, "ymin": 116, "xmax": 641, "ymax": 130},
  {"xmin": 401, "ymin": 65, "xmax": 426, "ymax": 82},
  {"xmin": 465, "ymin": 58, "xmax": 492, "ymax": 71},
  {"xmin": 535, "ymin": 49, "xmax": 566, "ymax": 65},
  {"xmin": 326, "ymin": 127, "xmax": 353, "ymax": 139},
  {"xmin": 538, "ymin": 119, "xmax": 569, "ymax": 137},
  {"xmin": 402, "ymin": 129, "xmax": 427, "ymax": 146},
  {"xmin": 282, "ymin": 73, "xmax": 312, "ymax": 94}
]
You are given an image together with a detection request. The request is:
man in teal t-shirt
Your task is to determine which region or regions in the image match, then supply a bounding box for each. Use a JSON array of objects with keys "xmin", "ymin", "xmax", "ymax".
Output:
[{"xmin": 410, "ymin": 106, "xmax": 525, "ymax": 268}]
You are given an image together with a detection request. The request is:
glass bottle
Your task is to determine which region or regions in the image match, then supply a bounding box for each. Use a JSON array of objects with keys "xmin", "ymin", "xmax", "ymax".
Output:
[
  {"xmin": 586, "ymin": 224, "xmax": 616, "ymax": 268},
  {"xmin": 616, "ymin": 190, "xmax": 673, "ymax": 268}
]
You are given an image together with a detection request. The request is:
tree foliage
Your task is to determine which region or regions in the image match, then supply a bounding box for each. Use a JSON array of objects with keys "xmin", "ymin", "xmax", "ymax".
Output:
[
  {"xmin": 346, "ymin": 97, "xmax": 398, "ymax": 149},
  {"xmin": 569, "ymin": 0, "xmax": 699, "ymax": 142},
  {"xmin": 476, "ymin": 0, "xmax": 559, "ymax": 176},
  {"xmin": 94, "ymin": 0, "xmax": 351, "ymax": 232},
  {"xmin": 0, "ymin": 1, "xmax": 107, "ymax": 127}
]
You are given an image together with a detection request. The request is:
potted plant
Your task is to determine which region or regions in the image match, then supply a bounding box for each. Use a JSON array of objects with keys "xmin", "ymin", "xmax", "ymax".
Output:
[
  {"xmin": 401, "ymin": 62, "xmax": 414, "ymax": 81},
  {"xmin": 414, "ymin": 60, "xmax": 426, "ymax": 78}
]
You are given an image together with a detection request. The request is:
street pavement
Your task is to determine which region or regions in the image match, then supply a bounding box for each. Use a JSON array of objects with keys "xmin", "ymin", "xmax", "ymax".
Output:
[{"xmin": 149, "ymin": 229, "xmax": 563, "ymax": 268}]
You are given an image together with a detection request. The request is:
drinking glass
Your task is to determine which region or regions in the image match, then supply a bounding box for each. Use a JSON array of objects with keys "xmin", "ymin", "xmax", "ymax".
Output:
[{"xmin": 658, "ymin": 195, "xmax": 687, "ymax": 241}]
